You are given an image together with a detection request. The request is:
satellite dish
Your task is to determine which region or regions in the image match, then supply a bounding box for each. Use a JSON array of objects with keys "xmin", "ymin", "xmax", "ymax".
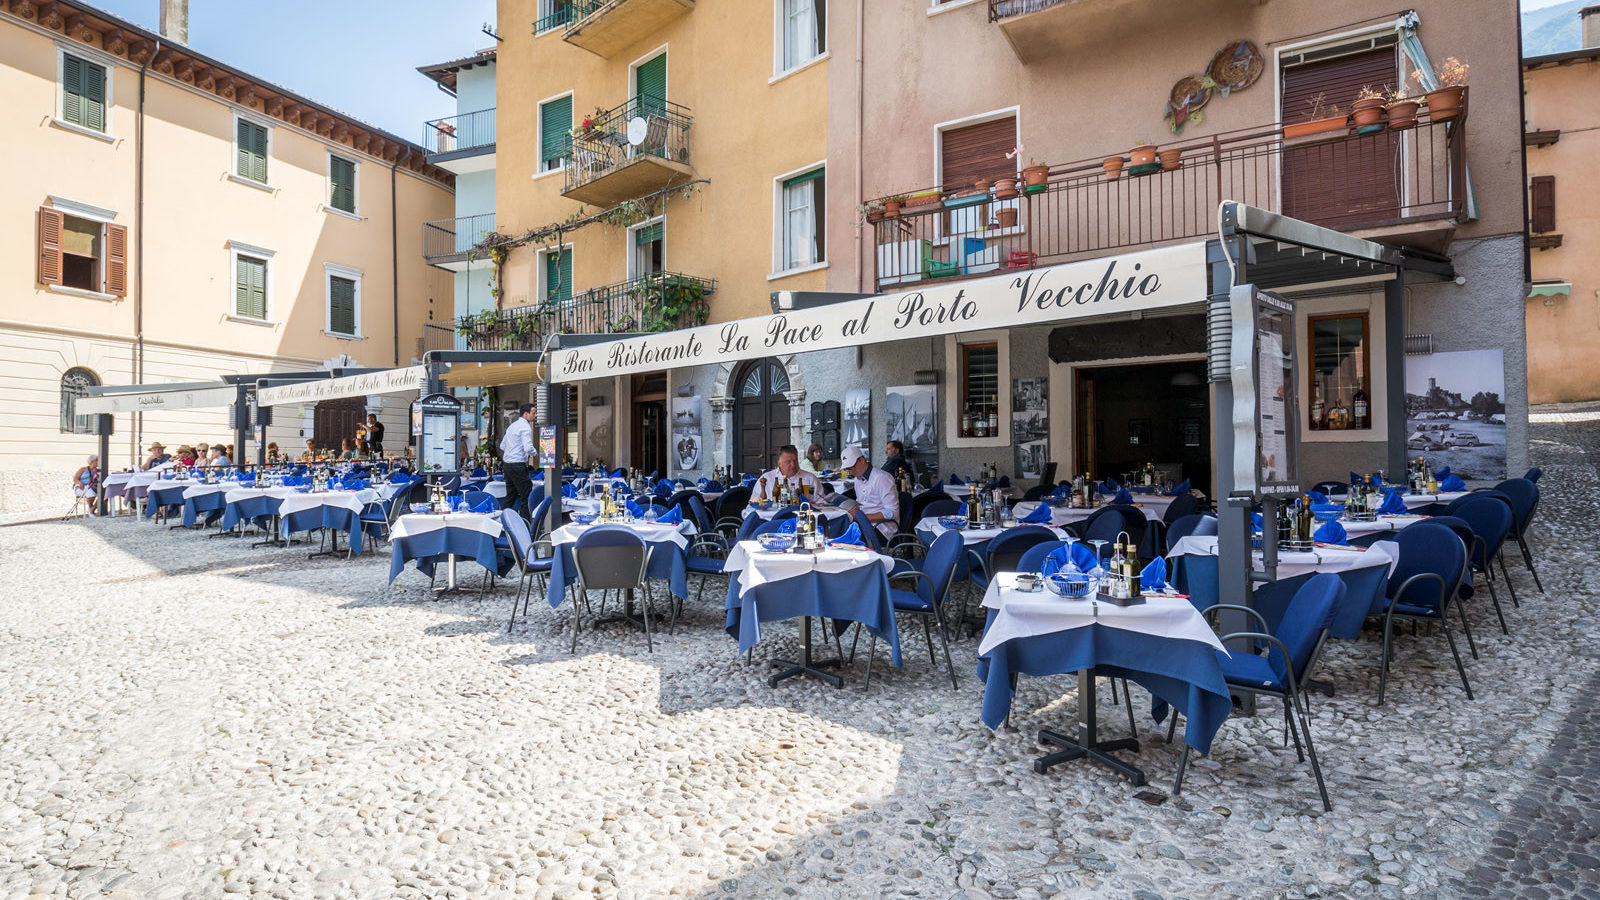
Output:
[{"xmin": 626, "ymin": 116, "xmax": 649, "ymax": 146}]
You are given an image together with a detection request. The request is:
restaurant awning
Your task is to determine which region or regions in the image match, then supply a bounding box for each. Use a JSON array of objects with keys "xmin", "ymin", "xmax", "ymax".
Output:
[
  {"xmin": 257, "ymin": 366, "xmax": 428, "ymax": 407},
  {"xmin": 75, "ymin": 383, "xmax": 239, "ymax": 415}
]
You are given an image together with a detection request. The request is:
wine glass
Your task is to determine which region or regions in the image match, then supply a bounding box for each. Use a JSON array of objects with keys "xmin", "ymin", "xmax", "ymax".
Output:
[{"xmin": 1087, "ymin": 539, "xmax": 1109, "ymax": 590}]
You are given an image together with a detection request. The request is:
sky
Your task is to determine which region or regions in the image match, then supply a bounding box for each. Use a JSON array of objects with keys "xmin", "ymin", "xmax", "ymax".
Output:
[
  {"xmin": 85, "ymin": 0, "xmax": 497, "ymax": 142},
  {"xmin": 1520, "ymin": 0, "xmax": 1571, "ymax": 9}
]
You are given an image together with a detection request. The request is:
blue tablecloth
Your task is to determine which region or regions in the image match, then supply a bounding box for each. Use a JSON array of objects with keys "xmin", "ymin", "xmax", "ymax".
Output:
[
  {"xmin": 145, "ymin": 483, "xmax": 188, "ymax": 519},
  {"xmin": 977, "ymin": 618, "xmax": 1232, "ymax": 755},
  {"xmin": 181, "ymin": 492, "xmax": 228, "ymax": 528},
  {"xmin": 1175, "ymin": 554, "xmax": 1387, "ymax": 640},
  {"xmin": 221, "ymin": 494, "xmax": 283, "ymax": 532},
  {"xmin": 722, "ymin": 566, "xmax": 901, "ymax": 667},
  {"xmin": 388, "ymin": 522, "xmax": 512, "ymax": 583},
  {"xmin": 546, "ymin": 538, "xmax": 688, "ymax": 609},
  {"xmin": 280, "ymin": 505, "xmax": 365, "ymax": 555}
]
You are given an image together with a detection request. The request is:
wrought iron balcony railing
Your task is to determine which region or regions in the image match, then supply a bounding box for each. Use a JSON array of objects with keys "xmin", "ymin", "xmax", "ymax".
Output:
[
  {"xmin": 988, "ymin": 0, "xmax": 1069, "ymax": 20},
  {"xmin": 422, "ymin": 213, "xmax": 499, "ymax": 269},
  {"xmin": 562, "ymin": 97, "xmax": 693, "ymax": 205},
  {"xmin": 454, "ymin": 272, "xmax": 717, "ymax": 351},
  {"xmin": 422, "ymin": 108, "xmax": 496, "ymax": 157},
  {"xmin": 865, "ymin": 110, "xmax": 1468, "ymax": 292}
]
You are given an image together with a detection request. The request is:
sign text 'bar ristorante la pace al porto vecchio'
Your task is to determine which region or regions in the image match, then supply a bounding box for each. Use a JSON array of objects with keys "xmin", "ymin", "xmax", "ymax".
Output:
[{"xmin": 547, "ymin": 243, "xmax": 1209, "ymax": 382}]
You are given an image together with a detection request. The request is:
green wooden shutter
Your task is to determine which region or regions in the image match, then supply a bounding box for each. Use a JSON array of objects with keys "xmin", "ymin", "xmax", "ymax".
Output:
[
  {"xmin": 238, "ymin": 121, "xmax": 267, "ymax": 183},
  {"xmin": 635, "ymin": 222, "xmax": 663, "ymax": 246},
  {"xmin": 81, "ymin": 59, "xmax": 105, "ymax": 132},
  {"xmin": 540, "ymin": 96, "xmax": 571, "ymax": 168},
  {"xmin": 782, "ymin": 168, "xmax": 825, "ymax": 189},
  {"xmin": 61, "ymin": 55, "xmax": 82, "ymax": 126},
  {"xmin": 546, "ymin": 249, "xmax": 571, "ymax": 303},
  {"xmin": 236, "ymin": 257, "xmax": 266, "ymax": 319},
  {"xmin": 329, "ymin": 276, "xmax": 356, "ymax": 334},
  {"xmin": 330, "ymin": 156, "xmax": 355, "ymax": 212},
  {"xmin": 635, "ymin": 54, "xmax": 666, "ymax": 116}
]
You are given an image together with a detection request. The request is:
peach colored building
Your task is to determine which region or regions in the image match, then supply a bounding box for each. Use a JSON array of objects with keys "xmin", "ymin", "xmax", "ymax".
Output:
[
  {"xmin": 0, "ymin": 0, "xmax": 455, "ymax": 512},
  {"xmin": 1523, "ymin": 8, "xmax": 1600, "ymax": 405}
]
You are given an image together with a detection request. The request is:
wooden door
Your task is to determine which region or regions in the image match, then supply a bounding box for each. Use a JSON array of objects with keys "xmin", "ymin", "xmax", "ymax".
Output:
[
  {"xmin": 733, "ymin": 359, "xmax": 791, "ymax": 477},
  {"xmin": 1281, "ymin": 47, "xmax": 1403, "ymax": 228},
  {"xmin": 313, "ymin": 397, "xmax": 365, "ymax": 452}
]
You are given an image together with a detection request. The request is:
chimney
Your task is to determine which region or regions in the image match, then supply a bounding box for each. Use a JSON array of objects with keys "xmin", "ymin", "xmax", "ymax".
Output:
[
  {"xmin": 1584, "ymin": 5, "xmax": 1600, "ymax": 50},
  {"xmin": 160, "ymin": 0, "xmax": 188, "ymax": 44}
]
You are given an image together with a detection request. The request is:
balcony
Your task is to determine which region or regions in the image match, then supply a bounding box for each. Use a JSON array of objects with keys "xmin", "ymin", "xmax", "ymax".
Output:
[
  {"xmin": 423, "ymin": 213, "xmax": 499, "ymax": 272},
  {"xmin": 988, "ymin": 0, "xmax": 1246, "ymax": 63},
  {"xmin": 421, "ymin": 321, "xmax": 460, "ymax": 356},
  {"xmin": 559, "ymin": 0, "xmax": 694, "ymax": 58},
  {"xmin": 422, "ymin": 108, "xmax": 496, "ymax": 174},
  {"xmin": 562, "ymin": 98, "xmax": 694, "ymax": 207},
  {"xmin": 866, "ymin": 111, "xmax": 1467, "ymax": 292},
  {"xmin": 455, "ymin": 272, "xmax": 717, "ymax": 351}
]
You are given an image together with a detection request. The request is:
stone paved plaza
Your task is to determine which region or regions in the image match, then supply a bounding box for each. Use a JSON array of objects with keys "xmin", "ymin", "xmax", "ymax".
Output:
[{"xmin": 2, "ymin": 416, "xmax": 1598, "ymax": 899}]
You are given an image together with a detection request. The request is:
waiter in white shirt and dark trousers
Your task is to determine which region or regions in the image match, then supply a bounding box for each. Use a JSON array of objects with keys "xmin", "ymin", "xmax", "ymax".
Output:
[
  {"xmin": 500, "ymin": 403, "xmax": 537, "ymax": 520},
  {"xmin": 840, "ymin": 445, "xmax": 899, "ymax": 540}
]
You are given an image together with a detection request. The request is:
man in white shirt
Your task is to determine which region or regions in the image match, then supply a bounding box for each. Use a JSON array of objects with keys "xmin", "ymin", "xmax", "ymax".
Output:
[
  {"xmin": 499, "ymin": 403, "xmax": 537, "ymax": 519},
  {"xmin": 759, "ymin": 444, "xmax": 822, "ymax": 500},
  {"xmin": 841, "ymin": 444, "xmax": 898, "ymax": 540}
]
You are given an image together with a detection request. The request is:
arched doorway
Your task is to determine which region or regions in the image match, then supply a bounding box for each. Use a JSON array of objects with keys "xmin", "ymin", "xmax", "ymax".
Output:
[
  {"xmin": 60, "ymin": 367, "xmax": 100, "ymax": 434},
  {"xmin": 733, "ymin": 357, "xmax": 791, "ymax": 476}
]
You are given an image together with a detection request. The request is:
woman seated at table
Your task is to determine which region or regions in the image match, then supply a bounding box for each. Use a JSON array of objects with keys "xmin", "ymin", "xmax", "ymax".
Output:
[
  {"xmin": 72, "ymin": 455, "xmax": 99, "ymax": 513},
  {"xmin": 800, "ymin": 443, "xmax": 828, "ymax": 477},
  {"xmin": 354, "ymin": 436, "xmax": 371, "ymax": 458},
  {"xmin": 172, "ymin": 445, "xmax": 198, "ymax": 468},
  {"xmin": 195, "ymin": 442, "xmax": 210, "ymax": 460},
  {"xmin": 339, "ymin": 438, "xmax": 357, "ymax": 461},
  {"xmin": 266, "ymin": 442, "xmax": 281, "ymax": 464}
]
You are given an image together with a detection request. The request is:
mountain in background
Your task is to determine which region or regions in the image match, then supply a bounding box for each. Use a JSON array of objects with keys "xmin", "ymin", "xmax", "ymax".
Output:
[{"xmin": 1523, "ymin": 0, "xmax": 1586, "ymax": 57}]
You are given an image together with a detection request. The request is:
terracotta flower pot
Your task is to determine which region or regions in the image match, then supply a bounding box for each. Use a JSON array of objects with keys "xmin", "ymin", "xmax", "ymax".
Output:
[
  {"xmin": 1157, "ymin": 148, "xmax": 1183, "ymax": 171},
  {"xmin": 866, "ymin": 210, "xmax": 885, "ymax": 224},
  {"xmin": 1022, "ymin": 165, "xmax": 1049, "ymax": 188},
  {"xmin": 1385, "ymin": 99, "xmax": 1420, "ymax": 130},
  {"xmin": 974, "ymin": 179, "xmax": 991, "ymax": 193},
  {"xmin": 1351, "ymin": 96, "xmax": 1386, "ymax": 129},
  {"xmin": 1283, "ymin": 116, "xmax": 1348, "ymax": 140},
  {"xmin": 1128, "ymin": 144, "xmax": 1157, "ymax": 167},
  {"xmin": 995, "ymin": 207, "xmax": 1018, "ymax": 228},
  {"xmin": 884, "ymin": 199, "xmax": 902, "ymax": 218},
  {"xmin": 1425, "ymin": 85, "xmax": 1466, "ymax": 122},
  {"xmin": 1102, "ymin": 156, "xmax": 1125, "ymax": 179},
  {"xmin": 906, "ymin": 192, "xmax": 942, "ymax": 209},
  {"xmin": 992, "ymin": 178, "xmax": 1018, "ymax": 200}
]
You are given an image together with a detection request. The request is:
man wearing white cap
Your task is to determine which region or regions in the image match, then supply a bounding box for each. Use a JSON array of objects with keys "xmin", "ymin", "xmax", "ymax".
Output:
[{"xmin": 840, "ymin": 444, "xmax": 898, "ymax": 540}]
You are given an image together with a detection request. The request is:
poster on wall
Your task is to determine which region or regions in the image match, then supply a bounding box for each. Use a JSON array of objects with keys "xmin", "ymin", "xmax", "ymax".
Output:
[
  {"xmin": 587, "ymin": 403, "xmax": 613, "ymax": 464},
  {"xmin": 885, "ymin": 384, "xmax": 938, "ymax": 484},
  {"xmin": 1011, "ymin": 377, "xmax": 1048, "ymax": 479},
  {"xmin": 843, "ymin": 389, "xmax": 870, "ymax": 447},
  {"xmin": 1404, "ymin": 349, "xmax": 1507, "ymax": 482},
  {"xmin": 671, "ymin": 395, "xmax": 702, "ymax": 472},
  {"xmin": 538, "ymin": 426, "xmax": 556, "ymax": 468}
]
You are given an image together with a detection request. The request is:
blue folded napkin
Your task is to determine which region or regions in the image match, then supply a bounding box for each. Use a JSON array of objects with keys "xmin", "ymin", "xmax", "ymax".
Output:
[
  {"xmin": 1350, "ymin": 471, "xmax": 1363, "ymax": 485},
  {"xmin": 829, "ymin": 521, "xmax": 864, "ymax": 547},
  {"xmin": 471, "ymin": 467, "xmax": 486, "ymax": 478},
  {"xmin": 561, "ymin": 484, "xmax": 578, "ymax": 498},
  {"xmin": 776, "ymin": 517, "xmax": 799, "ymax": 534},
  {"xmin": 1140, "ymin": 556, "xmax": 1167, "ymax": 592},
  {"xmin": 1306, "ymin": 490, "xmax": 1328, "ymax": 503},
  {"xmin": 655, "ymin": 506, "xmax": 682, "ymax": 524},
  {"xmin": 1434, "ymin": 466, "xmax": 1451, "ymax": 480},
  {"xmin": 612, "ymin": 468, "xmax": 626, "ymax": 478},
  {"xmin": 1039, "ymin": 543, "xmax": 1095, "ymax": 576},
  {"xmin": 704, "ymin": 480, "xmax": 723, "ymax": 493},
  {"xmin": 562, "ymin": 467, "xmax": 575, "ymax": 477},
  {"xmin": 654, "ymin": 482, "xmax": 672, "ymax": 498},
  {"xmin": 1050, "ymin": 484, "xmax": 1070, "ymax": 498},
  {"xmin": 449, "ymin": 495, "xmax": 466, "ymax": 512},
  {"xmin": 1439, "ymin": 474, "xmax": 1465, "ymax": 492},
  {"xmin": 1251, "ymin": 511, "xmax": 1263, "ymax": 533},
  {"xmin": 1313, "ymin": 519, "xmax": 1348, "ymax": 544},
  {"xmin": 1019, "ymin": 503, "xmax": 1051, "ymax": 524},
  {"xmin": 932, "ymin": 480, "xmax": 945, "ymax": 491},
  {"xmin": 1112, "ymin": 487, "xmax": 1133, "ymax": 505},
  {"xmin": 626, "ymin": 500, "xmax": 646, "ymax": 517},
  {"xmin": 996, "ymin": 476, "xmax": 1010, "ymax": 488},
  {"xmin": 1377, "ymin": 490, "xmax": 1408, "ymax": 515},
  {"xmin": 493, "ymin": 474, "xmax": 504, "ymax": 482},
  {"xmin": 469, "ymin": 498, "xmax": 496, "ymax": 514},
  {"xmin": 956, "ymin": 502, "xmax": 969, "ymax": 517},
  {"xmin": 949, "ymin": 474, "xmax": 964, "ymax": 485},
  {"xmin": 742, "ymin": 476, "xmax": 756, "ymax": 487},
  {"xmin": 697, "ymin": 477, "xmax": 708, "ymax": 488},
  {"xmin": 389, "ymin": 472, "xmax": 410, "ymax": 484},
  {"xmin": 1165, "ymin": 479, "xmax": 1190, "ymax": 496}
]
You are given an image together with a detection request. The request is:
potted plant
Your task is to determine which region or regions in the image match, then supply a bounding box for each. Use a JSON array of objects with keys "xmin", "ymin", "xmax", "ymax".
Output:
[
  {"xmin": 995, "ymin": 207, "xmax": 1019, "ymax": 228},
  {"xmin": 856, "ymin": 200, "xmax": 886, "ymax": 226},
  {"xmin": 905, "ymin": 188, "xmax": 943, "ymax": 210},
  {"xmin": 974, "ymin": 178, "xmax": 991, "ymax": 194},
  {"xmin": 992, "ymin": 176, "xmax": 1019, "ymax": 200},
  {"xmin": 1157, "ymin": 146, "xmax": 1183, "ymax": 171},
  {"xmin": 1129, "ymin": 141, "xmax": 1158, "ymax": 167},
  {"xmin": 883, "ymin": 194, "xmax": 906, "ymax": 218},
  {"xmin": 1385, "ymin": 86, "xmax": 1419, "ymax": 130},
  {"xmin": 1416, "ymin": 57, "xmax": 1468, "ymax": 122},
  {"xmin": 1351, "ymin": 86, "xmax": 1388, "ymax": 131},
  {"xmin": 1283, "ymin": 93, "xmax": 1348, "ymax": 140},
  {"xmin": 1102, "ymin": 155, "xmax": 1125, "ymax": 179},
  {"xmin": 1021, "ymin": 160, "xmax": 1049, "ymax": 189}
]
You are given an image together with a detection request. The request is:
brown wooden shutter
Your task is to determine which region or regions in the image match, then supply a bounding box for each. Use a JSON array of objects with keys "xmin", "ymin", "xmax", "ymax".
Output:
[
  {"xmin": 105, "ymin": 223, "xmax": 127, "ymax": 296},
  {"xmin": 940, "ymin": 116, "xmax": 1017, "ymax": 192},
  {"xmin": 1531, "ymin": 176, "xmax": 1556, "ymax": 233},
  {"xmin": 1282, "ymin": 48, "xmax": 1399, "ymax": 122},
  {"xmin": 1281, "ymin": 46, "xmax": 1402, "ymax": 228},
  {"xmin": 38, "ymin": 208, "xmax": 63, "ymax": 287}
]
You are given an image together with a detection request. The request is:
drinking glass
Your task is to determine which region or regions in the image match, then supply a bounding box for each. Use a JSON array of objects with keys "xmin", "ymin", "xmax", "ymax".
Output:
[{"xmin": 1087, "ymin": 539, "xmax": 1109, "ymax": 590}]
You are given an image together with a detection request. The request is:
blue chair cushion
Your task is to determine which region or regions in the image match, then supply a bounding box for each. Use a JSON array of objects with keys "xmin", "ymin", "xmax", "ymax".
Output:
[
  {"xmin": 686, "ymin": 556, "xmax": 728, "ymax": 575},
  {"xmin": 1390, "ymin": 601, "xmax": 1441, "ymax": 618},
  {"xmin": 889, "ymin": 587, "xmax": 933, "ymax": 612},
  {"xmin": 1217, "ymin": 652, "xmax": 1288, "ymax": 693}
]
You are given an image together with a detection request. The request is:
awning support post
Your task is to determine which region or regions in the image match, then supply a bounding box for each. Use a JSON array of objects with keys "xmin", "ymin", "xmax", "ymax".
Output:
[
  {"xmin": 1208, "ymin": 213, "xmax": 1255, "ymax": 678},
  {"xmin": 1384, "ymin": 271, "xmax": 1407, "ymax": 476},
  {"xmin": 232, "ymin": 384, "xmax": 250, "ymax": 472},
  {"xmin": 96, "ymin": 414, "xmax": 112, "ymax": 518}
]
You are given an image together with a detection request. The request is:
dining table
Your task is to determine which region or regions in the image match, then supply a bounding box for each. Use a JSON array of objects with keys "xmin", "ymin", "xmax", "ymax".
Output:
[
  {"xmin": 388, "ymin": 511, "xmax": 512, "ymax": 590},
  {"xmin": 977, "ymin": 572, "xmax": 1232, "ymax": 786},
  {"xmin": 1010, "ymin": 499, "xmax": 1165, "ymax": 526},
  {"xmin": 722, "ymin": 539, "xmax": 900, "ymax": 688},
  {"xmin": 545, "ymin": 519, "xmax": 697, "ymax": 625},
  {"xmin": 276, "ymin": 488, "xmax": 380, "ymax": 557}
]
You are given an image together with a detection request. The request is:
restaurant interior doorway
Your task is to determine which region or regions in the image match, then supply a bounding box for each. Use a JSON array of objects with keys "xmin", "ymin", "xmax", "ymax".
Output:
[
  {"xmin": 631, "ymin": 372, "xmax": 667, "ymax": 477},
  {"xmin": 1073, "ymin": 360, "xmax": 1211, "ymax": 487}
]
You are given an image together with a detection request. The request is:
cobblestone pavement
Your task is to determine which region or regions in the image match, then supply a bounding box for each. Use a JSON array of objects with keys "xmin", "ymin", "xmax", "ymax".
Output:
[{"xmin": 0, "ymin": 414, "xmax": 1596, "ymax": 899}]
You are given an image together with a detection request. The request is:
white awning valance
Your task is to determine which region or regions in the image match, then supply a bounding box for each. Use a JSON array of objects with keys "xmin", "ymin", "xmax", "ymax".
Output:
[
  {"xmin": 257, "ymin": 366, "xmax": 428, "ymax": 407},
  {"xmin": 74, "ymin": 385, "xmax": 239, "ymax": 415}
]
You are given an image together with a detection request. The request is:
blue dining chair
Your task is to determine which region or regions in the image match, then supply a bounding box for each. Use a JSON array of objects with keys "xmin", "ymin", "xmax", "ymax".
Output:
[
  {"xmin": 850, "ymin": 510, "xmax": 885, "ymax": 553},
  {"xmin": 1445, "ymin": 494, "xmax": 1517, "ymax": 633},
  {"xmin": 1376, "ymin": 521, "xmax": 1473, "ymax": 705},
  {"xmin": 868, "ymin": 530, "xmax": 964, "ymax": 690},
  {"xmin": 1164, "ymin": 513, "xmax": 1217, "ymax": 554},
  {"xmin": 462, "ymin": 489, "xmax": 493, "ymax": 511},
  {"xmin": 1017, "ymin": 539, "xmax": 1097, "ymax": 574},
  {"xmin": 1491, "ymin": 478, "xmax": 1543, "ymax": 593},
  {"xmin": 503, "ymin": 510, "xmax": 555, "ymax": 633},
  {"xmin": 570, "ymin": 526, "xmax": 656, "ymax": 653},
  {"xmin": 968, "ymin": 525, "xmax": 1058, "ymax": 590},
  {"xmin": 1161, "ymin": 493, "xmax": 1200, "ymax": 526},
  {"xmin": 1170, "ymin": 573, "xmax": 1344, "ymax": 812},
  {"xmin": 1522, "ymin": 467, "xmax": 1542, "ymax": 484},
  {"xmin": 713, "ymin": 486, "xmax": 752, "ymax": 536},
  {"xmin": 735, "ymin": 512, "xmax": 766, "ymax": 542},
  {"xmin": 921, "ymin": 498, "xmax": 961, "ymax": 521}
]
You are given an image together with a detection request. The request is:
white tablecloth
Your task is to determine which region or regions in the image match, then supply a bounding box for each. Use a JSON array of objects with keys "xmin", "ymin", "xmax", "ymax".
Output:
[
  {"xmin": 723, "ymin": 540, "xmax": 895, "ymax": 599},
  {"xmin": 744, "ymin": 504, "xmax": 854, "ymax": 522},
  {"xmin": 977, "ymin": 572, "xmax": 1226, "ymax": 656},
  {"xmin": 942, "ymin": 484, "xmax": 1024, "ymax": 500},
  {"xmin": 914, "ymin": 518, "xmax": 1069, "ymax": 546},
  {"xmin": 1330, "ymin": 491, "xmax": 1466, "ymax": 511},
  {"xmin": 551, "ymin": 519, "xmax": 696, "ymax": 550},
  {"xmin": 276, "ymin": 488, "xmax": 379, "ymax": 518},
  {"xmin": 223, "ymin": 485, "xmax": 305, "ymax": 504},
  {"xmin": 1338, "ymin": 514, "xmax": 1431, "ymax": 539},
  {"xmin": 1167, "ymin": 535, "xmax": 1399, "ymax": 582},
  {"xmin": 181, "ymin": 482, "xmax": 236, "ymax": 500},
  {"xmin": 1011, "ymin": 500, "xmax": 1162, "ymax": 525},
  {"xmin": 391, "ymin": 512, "xmax": 504, "ymax": 541}
]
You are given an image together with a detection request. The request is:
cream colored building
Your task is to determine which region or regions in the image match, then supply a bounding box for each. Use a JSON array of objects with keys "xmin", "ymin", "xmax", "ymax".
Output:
[{"xmin": 0, "ymin": 0, "xmax": 455, "ymax": 512}]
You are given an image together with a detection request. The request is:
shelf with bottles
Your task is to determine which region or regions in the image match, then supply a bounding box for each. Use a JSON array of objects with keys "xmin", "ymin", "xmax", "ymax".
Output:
[
  {"xmin": 958, "ymin": 403, "xmax": 1002, "ymax": 439},
  {"xmin": 1307, "ymin": 375, "xmax": 1372, "ymax": 433}
]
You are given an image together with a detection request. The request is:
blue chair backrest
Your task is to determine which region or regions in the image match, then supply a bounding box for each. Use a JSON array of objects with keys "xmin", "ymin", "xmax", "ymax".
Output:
[
  {"xmin": 573, "ymin": 526, "xmax": 649, "ymax": 591},
  {"xmin": 716, "ymin": 485, "xmax": 751, "ymax": 522},
  {"xmin": 1523, "ymin": 467, "xmax": 1542, "ymax": 484},
  {"xmin": 985, "ymin": 525, "xmax": 1059, "ymax": 575},
  {"xmin": 753, "ymin": 517, "xmax": 790, "ymax": 537},
  {"xmin": 529, "ymin": 484, "xmax": 546, "ymax": 508},
  {"xmin": 668, "ymin": 490, "xmax": 698, "ymax": 516},
  {"xmin": 528, "ymin": 496, "xmax": 553, "ymax": 537},
  {"xmin": 922, "ymin": 498, "xmax": 961, "ymax": 521},
  {"xmin": 439, "ymin": 474, "xmax": 461, "ymax": 492},
  {"xmin": 919, "ymin": 530, "xmax": 966, "ymax": 606},
  {"xmin": 850, "ymin": 510, "xmax": 884, "ymax": 552},
  {"xmin": 1017, "ymin": 540, "xmax": 1064, "ymax": 573},
  {"xmin": 736, "ymin": 513, "xmax": 765, "ymax": 541},
  {"xmin": 1081, "ymin": 507, "xmax": 1140, "ymax": 552},
  {"xmin": 685, "ymin": 494, "xmax": 714, "ymax": 533},
  {"xmin": 1448, "ymin": 494, "xmax": 1512, "ymax": 567},
  {"xmin": 1162, "ymin": 493, "xmax": 1200, "ymax": 525},
  {"xmin": 1270, "ymin": 573, "xmax": 1344, "ymax": 684},
  {"xmin": 1021, "ymin": 485, "xmax": 1050, "ymax": 502},
  {"xmin": 823, "ymin": 513, "xmax": 853, "ymax": 539},
  {"xmin": 1490, "ymin": 478, "xmax": 1538, "ymax": 535},
  {"xmin": 501, "ymin": 510, "xmax": 534, "ymax": 567},
  {"xmin": 910, "ymin": 490, "xmax": 951, "ymax": 523},
  {"xmin": 1311, "ymin": 480, "xmax": 1345, "ymax": 496},
  {"xmin": 1165, "ymin": 513, "xmax": 1216, "ymax": 552},
  {"xmin": 1386, "ymin": 521, "xmax": 1466, "ymax": 611},
  {"xmin": 463, "ymin": 490, "xmax": 492, "ymax": 510}
]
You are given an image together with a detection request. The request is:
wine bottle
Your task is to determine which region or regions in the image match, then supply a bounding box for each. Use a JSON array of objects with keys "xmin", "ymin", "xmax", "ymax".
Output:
[
  {"xmin": 1126, "ymin": 538, "xmax": 1141, "ymax": 600},
  {"xmin": 1353, "ymin": 379, "xmax": 1371, "ymax": 429},
  {"xmin": 961, "ymin": 406, "xmax": 973, "ymax": 438},
  {"xmin": 1310, "ymin": 384, "xmax": 1324, "ymax": 431},
  {"xmin": 987, "ymin": 406, "xmax": 999, "ymax": 437}
]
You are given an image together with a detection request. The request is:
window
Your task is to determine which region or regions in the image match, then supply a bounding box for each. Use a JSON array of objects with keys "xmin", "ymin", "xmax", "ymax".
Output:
[
  {"xmin": 958, "ymin": 342, "xmax": 998, "ymax": 434},
  {"xmin": 535, "ymin": 0, "xmax": 572, "ymax": 33},
  {"xmin": 542, "ymin": 246, "xmax": 572, "ymax": 303},
  {"xmin": 233, "ymin": 253, "xmax": 269, "ymax": 321},
  {"xmin": 779, "ymin": 167, "xmax": 825, "ymax": 272},
  {"xmin": 60, "ymin": 367, "xmax": 100, "ymax": 434},
  {"xmin": 631, "ymin": 219, "xmax": 664, "ymax": 279},
  {"xmin": 325, "ymin": 264, "xmax": 362, "ymax": 337},
  {"xmin": 1280, "ymin": 37, "xmax": 1400, "ymax": 227},
  {"xmin": 634, "ymin": 53, "xmax": 667, "ymax": 116},
  {"xmin": 779, "ymin": 0, "xmax": 826, "ymax": 73},
  {"xmin": 938, "ymin": 112, "xmax": 1019, "ymax": 236},
  {"xmin": 1307, "ymin": 313, "xmax": 1370, "ymax": 431},
  {"xmin": 60, "ymin": 52, "xmax": 108, "ymax": 133},
  {"xmin": 234, "ymin": 116, "xmax": 270, "ymax": 184},
  {"xmin": 943, "ymin": 330, "xmax": 1010, "ymax": 445},
  {"xmin": 1531, "ymin": 176, "xmax": 1556, "ymax": 233},
  {"xmin": 37, "ymin": 205, "xmax": 126, "ymax": 297},
  {"xmin": 538, "ymin": 95, "xmax": 572, "ymax": 173},
  {"xmin": 328, "ymin": 154, "xmax": 357, "ymax": 215}
]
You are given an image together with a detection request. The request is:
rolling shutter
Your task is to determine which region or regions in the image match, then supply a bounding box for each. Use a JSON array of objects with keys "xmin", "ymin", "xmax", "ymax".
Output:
[
  {"xmin": 329, "ymin": 156, "xmax": 356, "ymax": 213},
  {"xmin": 236, "ymin": 256, "xmax": 266, "ymax": 319},
  {"xmin": 38, "ymin": 208, "xmax": 63, "ymax": 286},
  {"xmin": 105, "ymin": 223, "xmax": 127, "ymax": 296},
  {"xmin": 540, "ymin": 96, "xmax": 571, "ymax": 168},
  {"xmin": 635, "ymin": 221, "xmax": 663, "ymax": 246},
  {"xmin": 1281, "ymin": 46, "xmax": 1402, "ymax": 228},
  {"xmin": 635, "ymin": 54, "xmax": 666, "ymax": 116},
  {"xmin": 940, "ymin": 116, "xmax": 1017, "ymax": 192},
  {"xmin": 1531, "ymin": 176, "xmax": 1556, "ymax": 234},
  {"xmin": 329, "ymin": 276, "xmax": 356, "ymax": 334}
]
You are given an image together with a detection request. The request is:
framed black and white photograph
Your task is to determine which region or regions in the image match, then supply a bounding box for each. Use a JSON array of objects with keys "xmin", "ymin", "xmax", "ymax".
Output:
[
  {"xmin": 671, "ymin": 395, "xmax": 702, "ymax": 472},
  {"xmin": 1404, "ymin": 349, "xmax": 1507, "ymax": 482},
  {"xmin": 1011, "ymin": 377, "xmax": 1048, "ymax": 478},
  {"xmin": 1128, "ymin": 418, "xmax": 1152, "ymax": 447},
  {"xmin": 1178, "ymin": 416, "xmax": 1202, "ymax": 448},
  {"xmin": 886, "ymin": 383, "xmax": 938, "ymax": 482},
  {"xmin": 843, "ymin": 388, "xmax": 870, "ymax": 446}
]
